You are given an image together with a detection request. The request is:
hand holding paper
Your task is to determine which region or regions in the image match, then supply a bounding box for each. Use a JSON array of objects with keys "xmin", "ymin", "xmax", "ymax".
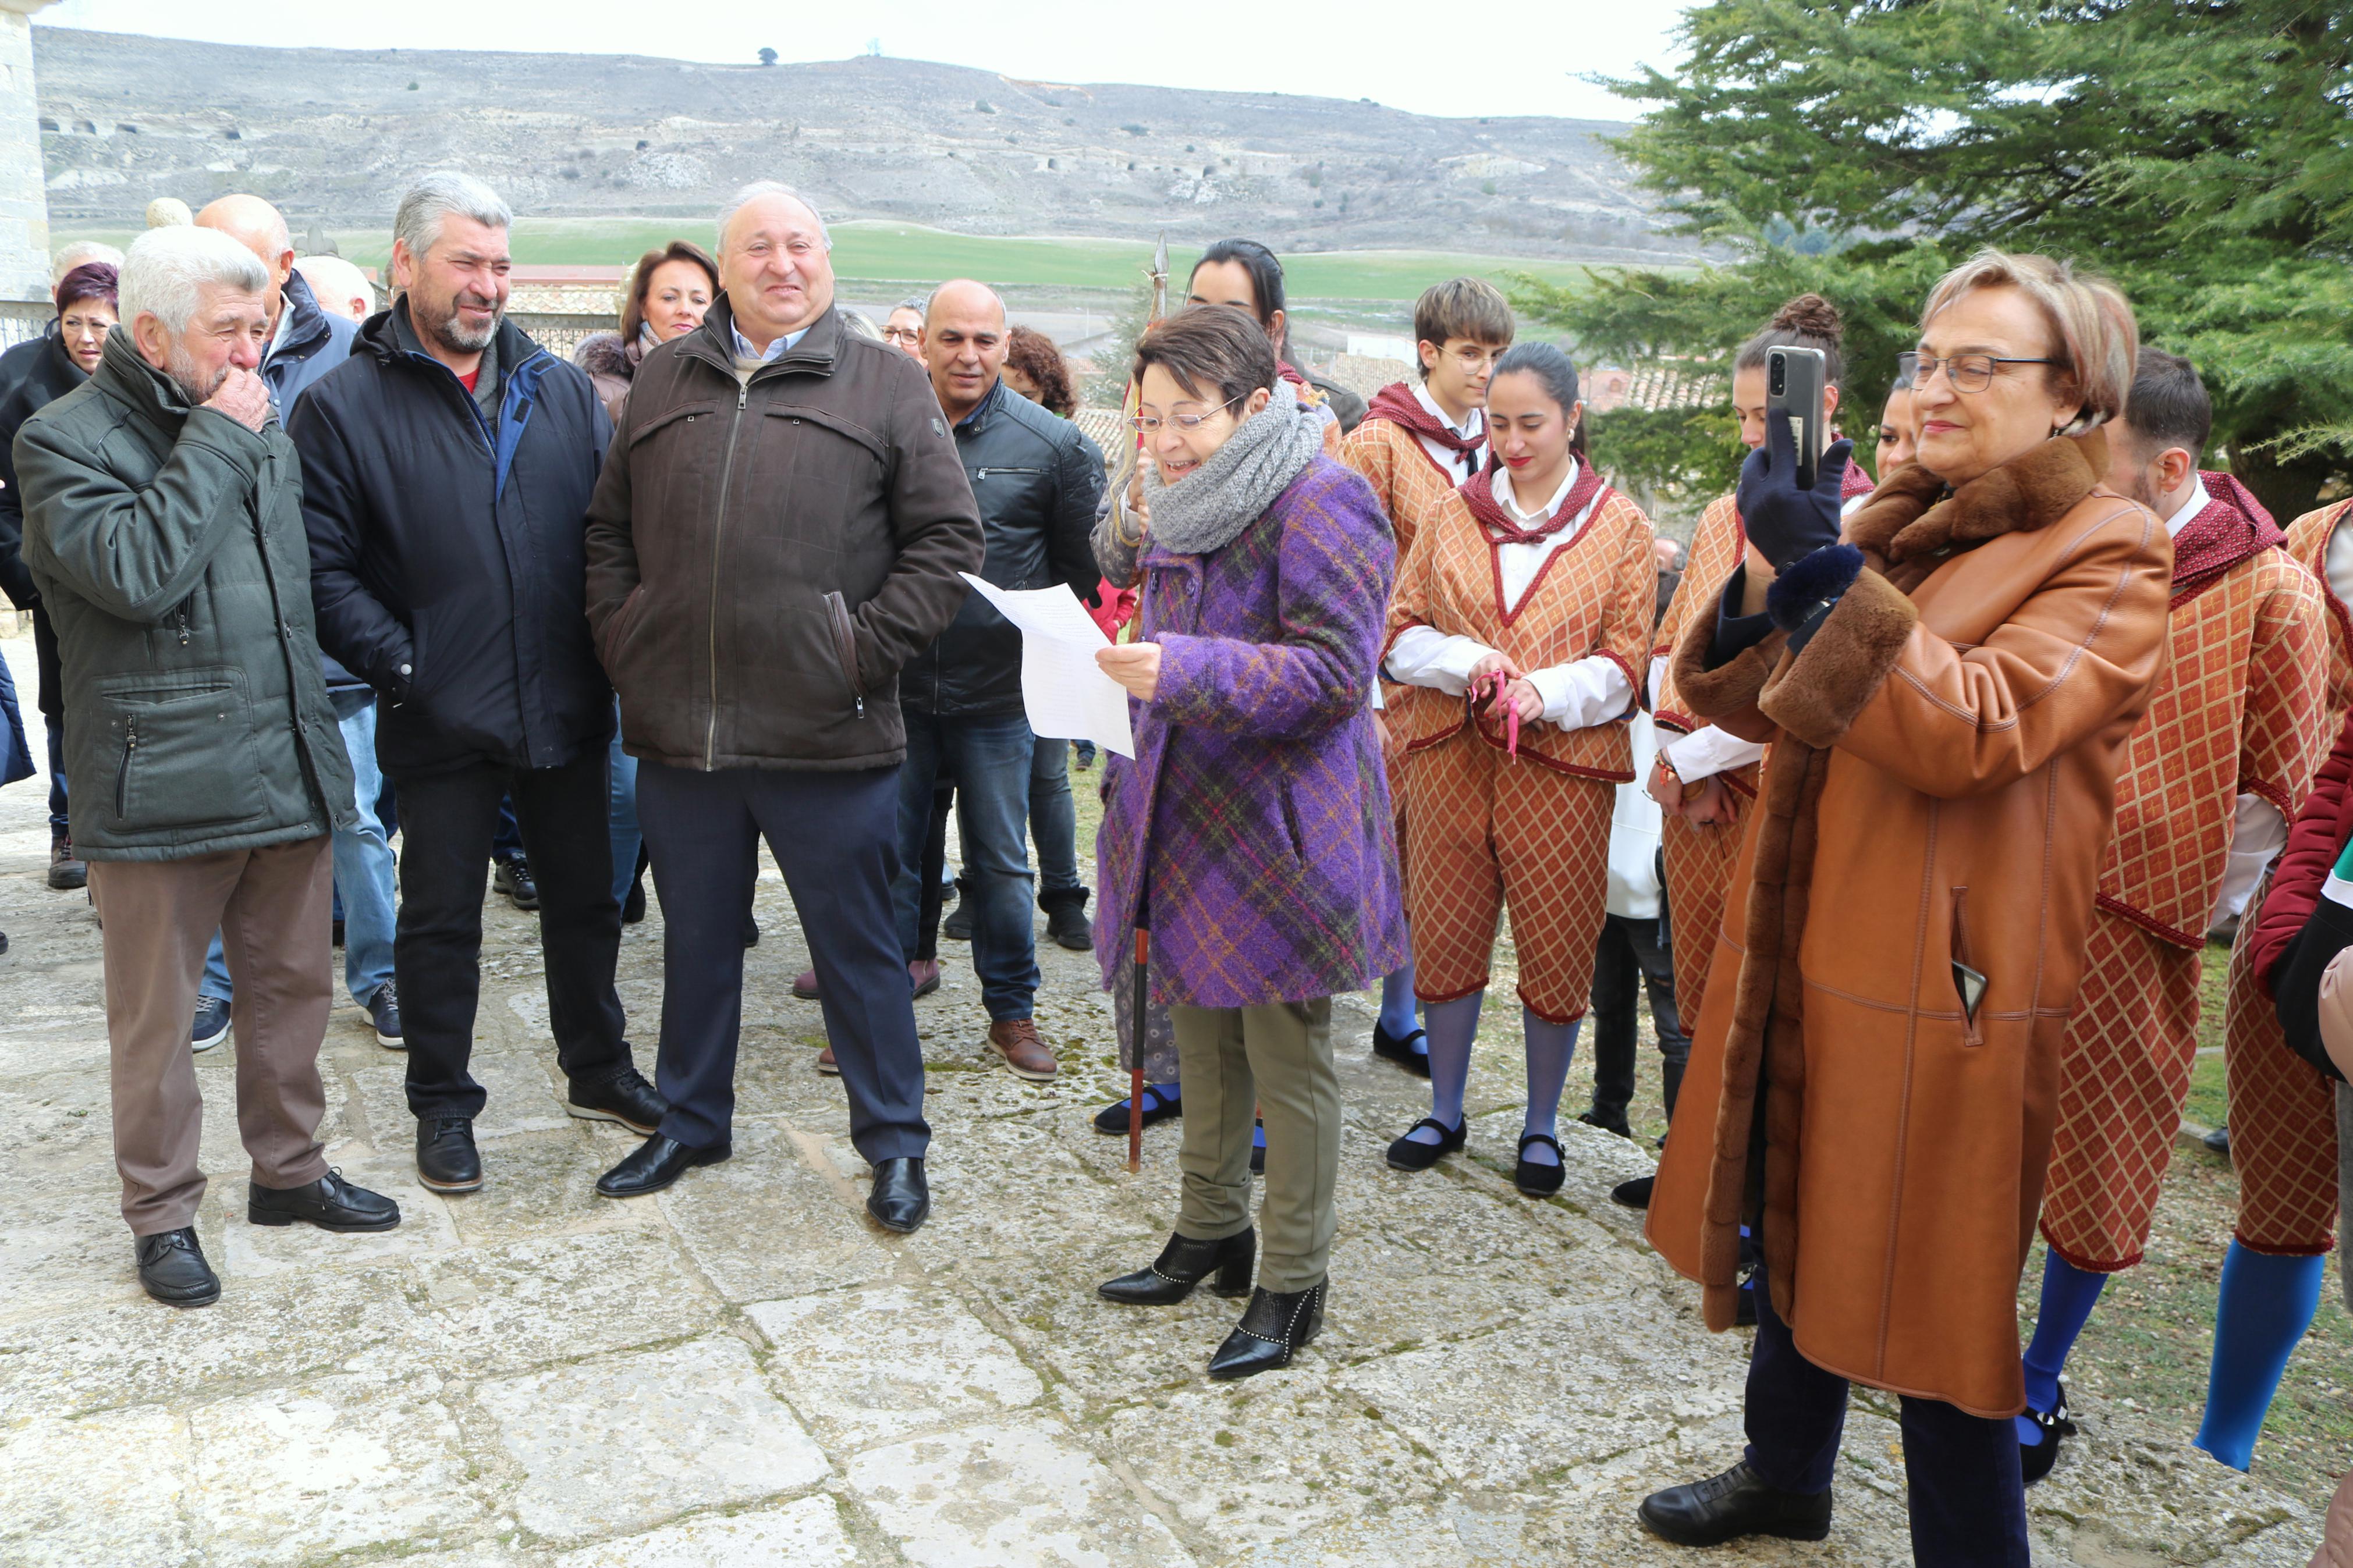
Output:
[{"xmin": 958, "ymin": 573, "xmax": 1137, "ymax": 758}]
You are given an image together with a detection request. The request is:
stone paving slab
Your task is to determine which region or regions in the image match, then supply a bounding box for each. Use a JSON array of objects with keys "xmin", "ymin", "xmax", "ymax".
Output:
[{"xmin": 0, "ymin": 628, "xmax": 2326, "ymax": 1565}]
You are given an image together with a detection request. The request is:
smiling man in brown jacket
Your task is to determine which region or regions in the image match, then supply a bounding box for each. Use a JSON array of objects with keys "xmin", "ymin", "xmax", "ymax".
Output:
[{"xmin": 582, "ymin": 182, "xmax": 982, "ymax": 1232}]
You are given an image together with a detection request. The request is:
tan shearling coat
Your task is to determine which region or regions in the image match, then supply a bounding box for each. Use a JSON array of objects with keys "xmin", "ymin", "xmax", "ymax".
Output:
[{"xmin": 1645, "ymin": 432, "xmax": 2172, "ymax": 1417}]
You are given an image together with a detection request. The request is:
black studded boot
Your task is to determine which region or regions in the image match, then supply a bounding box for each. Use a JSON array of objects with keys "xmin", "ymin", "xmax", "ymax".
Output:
[
  {"xmin": 1098, "ymin": 1227, "xmax": 1255, "ymax": 1306},
  {"xmin": 1207, "ymin": 1281, "xmax": 1325, "ymax": 1381}
]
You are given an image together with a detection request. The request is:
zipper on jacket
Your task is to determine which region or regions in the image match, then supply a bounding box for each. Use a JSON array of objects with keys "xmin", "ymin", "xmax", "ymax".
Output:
[
  {"xmin": 702, "ymin": 378, "xmax": 754, "ymax": 769},
  {"xmin": 822, "ymin": 590, "xmax": 867, "ymax": 716},
  {"xmin": 174, "ymin": 605, "xmax": 190, "ymax": 646},
  {"xmin": 117, "ymin": 717, "xmax": 136, "ymax": 817}
]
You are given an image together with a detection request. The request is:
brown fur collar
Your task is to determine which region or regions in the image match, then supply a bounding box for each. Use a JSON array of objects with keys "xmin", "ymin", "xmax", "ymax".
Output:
[{"xmin": 1846, "ymin": 431, "xmax": 2107, "ymax": 567}]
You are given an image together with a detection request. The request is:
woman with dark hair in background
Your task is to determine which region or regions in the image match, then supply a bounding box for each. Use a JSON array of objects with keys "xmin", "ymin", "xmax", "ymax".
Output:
[
  {"xmin": 1380, "ymin": 342, "xmax": 1659, "ymax": 1198},
  {"xmin": 1003, "ymin": 324, "xmax": 1077, "ymax": 417},
  {"xmin": 574, "ymin": 240, "xmax": 719, "ymax": 422},
  {"xmin": 0, "ymin": 259, "xmax": 118, "ymax": 894},
  {"xmin": 1878, "ymin": 356, "xmax": 1919, "ymax": 476},
  {"xmin": 1091, "ymin": 304, "xmax": 1402, "ymax": 1379},
  {"xmin": 1187, "ymin": 237, "xmax": 1365, "ymax": 448}
]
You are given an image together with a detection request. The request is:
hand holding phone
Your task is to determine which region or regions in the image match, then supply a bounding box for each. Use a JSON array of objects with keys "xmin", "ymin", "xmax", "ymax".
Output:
[{"xmin": 1767, "ymin": 346, "xmax": 1827, "ymax": 492}]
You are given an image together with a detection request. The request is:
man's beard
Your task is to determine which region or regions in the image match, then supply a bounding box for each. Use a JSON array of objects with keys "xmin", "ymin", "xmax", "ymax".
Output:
[
  {"xmin": 163, "ymin": 340, "xmax": 229, "ymax": 407},
  {"xmin": 417, "ymin": 290, "xmax": 500, "ymax": 354}
]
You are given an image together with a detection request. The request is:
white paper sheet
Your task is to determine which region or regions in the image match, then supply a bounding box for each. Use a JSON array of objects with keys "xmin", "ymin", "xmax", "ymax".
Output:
[{"xmin": 958, "ymin": 573, "xmax": 1137, "ymax": 758}]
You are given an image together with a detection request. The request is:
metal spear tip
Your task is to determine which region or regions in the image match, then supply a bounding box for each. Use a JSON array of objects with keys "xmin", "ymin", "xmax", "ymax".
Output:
[{"xmin": 1151, "ymin": 232, "xmax": 1168, "ymax": 280}]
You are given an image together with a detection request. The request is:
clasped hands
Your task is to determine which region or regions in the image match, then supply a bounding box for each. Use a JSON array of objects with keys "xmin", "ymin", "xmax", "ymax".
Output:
[
  {"xmin": 1467, "ymin": 652, "xmax": 1544, "ymax": 727},
  {"xmin": 1645, "ymin": 753, "xmax": 1736, "ymax": 825}
]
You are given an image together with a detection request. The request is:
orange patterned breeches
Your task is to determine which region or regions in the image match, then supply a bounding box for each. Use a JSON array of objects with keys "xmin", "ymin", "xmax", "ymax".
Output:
[
  {"xmin": 1662, "ymin": 808, "xmax": 1746, "ymax": 1029},
  {"xmin": 2221, "ymin": 906, "xmax": 2342, "ymax": 1256},
  {"xmin": 1398, "ymin": 733, "xmax": 1615, "ymax": 1023},
  {"xmin": 2041, "ymin": 909, "xmax": 2204, "ymax": 1272}
]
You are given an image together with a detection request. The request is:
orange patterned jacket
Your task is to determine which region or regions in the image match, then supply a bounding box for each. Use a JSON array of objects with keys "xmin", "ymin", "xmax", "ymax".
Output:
[
  {"xmin": 1340, "ymin": 407, "xmax": 1468, "ymax": 567},
  {"xmin": 2285, "ymin": 498, "xmax": 2353, "ymax": 725}
]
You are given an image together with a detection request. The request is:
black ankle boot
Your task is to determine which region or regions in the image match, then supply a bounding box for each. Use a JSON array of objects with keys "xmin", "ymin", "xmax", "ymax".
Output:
[
  {"xmin": 1099, "ymin": 1227, "xmax": 1255, "ymax": 1305},
  {"xmin": 1208, "ymin": 1281, "xmax": 1323, "ymax": 1381}
]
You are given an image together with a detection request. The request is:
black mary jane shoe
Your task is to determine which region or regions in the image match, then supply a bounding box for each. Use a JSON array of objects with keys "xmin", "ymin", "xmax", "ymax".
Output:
[
  {"xmin": 249, "ymin": 1169, "xmax": 402, "ymax": 1232},
  {"xmin": 867, "ymin": 1156, "xmax": 931, "ymax": 1234},
  {"xmin": 1208, "ymin": 1282, "xmax": 1325, "ymax": 1382},
  {"xmin": 1099, "ymin": 1226, "xmax": 1255, "ymax": 1306},
  {"xmin": 1638, "ymin": 1459, "xmax": 1832, "ymax": 1546},
  {"xmin": 1610, "ymin": 1175, "xmax": 1655, "ymax": 1210},
  {"xmin": 1513, "ymin": 1132, "xmax": 1566, "ymax": 1197},
  {"xmin": 1371, "ymin": 1022, "xmax": 1432, "ymax": 1078},
  {"xmin": 1384, "ymin": 1116, "xmax": 1464, "ymax": 1172},
  {"xmin": 1092, "ymin": 1084, "xmax": 1181, "ymax": 1135},
  {"xmin": 2019, "ymin": 1383, "xmax": 2077, "ymax": 1484},
  {"xmin": 136, "ymin": 1227, "xmax": 221, "ymax": 1308},
  {"xmin": 595, "ymin": 1134, "xmax": 730, "ymax": 1199}
]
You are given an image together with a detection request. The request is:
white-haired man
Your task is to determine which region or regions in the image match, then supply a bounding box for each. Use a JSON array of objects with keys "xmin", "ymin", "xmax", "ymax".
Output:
[
  {"xmin": 296, "ymin": 172, "xmax": 663, "ymax": 1198},
  {"xmin": 16, "ymin": 225, "xmax": 399, "ymax": 1307},
  {"xmin": 583, "ymin": 182, "xmax": 982, "ymax": 1228},
  {"xmin": 293, "ymin": 254, "xmax": 376, "ymax": 325}
]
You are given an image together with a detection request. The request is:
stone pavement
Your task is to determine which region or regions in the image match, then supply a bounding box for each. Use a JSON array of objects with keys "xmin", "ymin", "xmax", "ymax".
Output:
[{"xmin": 0, "ymin": 632, "xmax": 2328, "ymax": 1566}]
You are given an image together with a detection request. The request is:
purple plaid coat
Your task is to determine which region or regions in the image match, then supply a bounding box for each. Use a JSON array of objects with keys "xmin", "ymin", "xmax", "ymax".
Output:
[{"xmin": 1096, "ymin": 455, "xmax": 1408, "ymax": 1008}]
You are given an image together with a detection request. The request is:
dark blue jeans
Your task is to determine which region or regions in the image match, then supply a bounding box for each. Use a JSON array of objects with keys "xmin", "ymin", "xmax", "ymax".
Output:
[
  {"xmin": 893, "ymin": 708, "xmax": 1041, "ymax": 1022},
  {"xmin": 638, "ymin": 760, "xmax": 929, "ymax": 1161},
  {"xmin": 1743, "ymin": 1265, "xmax": 2029, "ymax": 1567},
  {"xmin": 1031, "ymin": 735, "xmax": 1080, "ymax": 899}
]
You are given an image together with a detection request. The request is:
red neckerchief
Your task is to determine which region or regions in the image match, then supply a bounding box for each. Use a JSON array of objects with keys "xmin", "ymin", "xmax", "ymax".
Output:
[
  {"xmin": 1459, "ymin": 462, "xmax": 1609, "ymax": 547},
  {"xmin": 1841, "ymin": 450, "xmax": 1875, "ymax": 502},
  {"xmin": 1277, "ymin": 358, "xmax": 1311, "ymax": 391},
  {"xmin": 2169, "ymin": 470, "xmax": 2285, "ymax": 606},
  {"xmin": 1365, "ymin": 381, "xmax": 1486, "ymax": 463}
]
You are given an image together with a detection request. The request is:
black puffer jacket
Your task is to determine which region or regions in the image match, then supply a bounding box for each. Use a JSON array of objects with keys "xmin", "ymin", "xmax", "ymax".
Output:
[
  {"xmin": 294, "ymin": 303, "xmax": 614, "ymax": 776},
  {"xmin": 899, "ymin": 379, "xmax": 1103, "ymax": 716}
]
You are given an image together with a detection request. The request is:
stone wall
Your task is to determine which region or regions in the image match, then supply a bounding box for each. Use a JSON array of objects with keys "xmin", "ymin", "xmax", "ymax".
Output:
[{"xmin": 0, "ymin": 5, "xmax": 52, "ymax": 302}]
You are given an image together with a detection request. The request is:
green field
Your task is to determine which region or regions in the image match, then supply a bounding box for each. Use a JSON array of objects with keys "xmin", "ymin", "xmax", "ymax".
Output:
[{"xmin": 59, "ymin": 218, "xmax": 1604, "ymax": 303}]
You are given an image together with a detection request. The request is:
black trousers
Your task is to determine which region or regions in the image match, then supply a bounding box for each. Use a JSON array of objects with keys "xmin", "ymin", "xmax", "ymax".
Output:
[
  {"xmin": 1744, "ymin": 1267, "xmax": 2030, "ymax": 1567},
  {"xmin": 637, "ymin": 760, "xmax": 929, "ymax": 1162},
  {"xmin": 393, "ymin": 749, "xmax": 629, "ymax": 1119},
  {"xmin": 1589, "ymin": 913, "xmax": 1690, "ymax": 1122}
]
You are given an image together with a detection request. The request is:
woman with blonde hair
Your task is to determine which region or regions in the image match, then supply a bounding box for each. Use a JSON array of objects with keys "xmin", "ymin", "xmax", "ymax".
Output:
[{"xmin": 1638, "ymin": 251, "xmax": 2167, "ymax": 1564}]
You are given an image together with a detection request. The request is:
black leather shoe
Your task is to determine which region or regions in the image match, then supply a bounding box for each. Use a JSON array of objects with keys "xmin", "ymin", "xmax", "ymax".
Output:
[
  {"xmin": 867, "ymin": 1156, "xmax": 930, "ymax": 1233},
  {"xmin": 567, "ymin": 1065, "xmax": 668, "ymax": 1135},
  {"xmin": 596, "ymin": 1134, "xmax": 730, "ymax": 1198},
  {"xmin": 1577, "ymin": 1108, "xmax": 1634, "ymax": 1139},
  {"xmin": 1100, "ymin": 1227, "xmax": 1255, "ymax": 1305},
  {"xmin": 249, "ymin": 1169, "xmax": 402, "ymax": 1232},
  {"xmin": 2202, "ymin": 1123, "xmax": 2231, "ymax": 1155},
  {"xmin": 1384, "ymin": 1116, "xmax": 1464, "ymax": 1171},
  {"xmin": 1638, "ymin": 1460, "xmax": 1833, "ymax": 1546},
  {"xmin": 1612, "ymin": 1175, "xmax": 1655, "ymax": 1210},
  {"xmin": 1371, "ymin": 1022, "xmax": 1432, "ymax": 1077},
  {"xmin": 2019, "ymin": 1383, "xmax": 2077, "ymax": 1484},
  {"xmin": 135, "ymin": 1227, "xmax": 220, "ymax": 1307},
  {"xmin": 493, "ymin": 854, "xmax": 540, "ymax": 911},
  {"xmin": 416, "ymin": 1115, "xmax": 482, "ymax": 1194},
  {"xmin": 1208, "ymin": 1282, "xmax": 1324, "ymax": 1381},
  {"xmin": 622, "ymin": 872, "xmax": 648, "ymax": 925},
  {"xmin": 1514, "ymin": 1132, "xmax": 1566, "ymax": 1197},
  {"xmin": 942, "ymin": 883, "xmax": 974, "ymax": 941},
  {"xmin": 1042, "ymin": 888, "xmax": 1094, "ymax": 951}
]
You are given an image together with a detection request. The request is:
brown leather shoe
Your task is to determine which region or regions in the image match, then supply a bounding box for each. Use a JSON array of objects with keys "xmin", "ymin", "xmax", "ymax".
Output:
[
  {"xmin": 816, "ymin": 1043, "xmax": 840, "ymax": 1076},
  {"xmin": 988, "ymin": 1018, "xmax": 1058, "ymax": 1081}
]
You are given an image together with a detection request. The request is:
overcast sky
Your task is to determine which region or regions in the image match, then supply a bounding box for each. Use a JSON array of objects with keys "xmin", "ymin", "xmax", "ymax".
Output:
[{"xmin": 36, "ymin": 0, "xmax": 1692, "ymax": 122}]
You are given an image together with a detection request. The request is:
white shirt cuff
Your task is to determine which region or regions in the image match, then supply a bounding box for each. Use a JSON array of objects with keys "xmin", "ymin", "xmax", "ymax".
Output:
[
  {"xmin": 1528, "ymin": 655, "xmax": 1634, "ymax": 731},
  {"xmin": 1646, "ymin": 653, "xmax": 1669, "ymax": 712},
  {"xmin": 2212, "ymin": 793, "xmax": 2290, "ymax": 926},
  {"xmin": 1386, "ymin": 626, "xmax": 1497, "ymax": 696},
  {"xmin": 1659, "ymin": 724, "xmax": 1768, "ymax": 783}
]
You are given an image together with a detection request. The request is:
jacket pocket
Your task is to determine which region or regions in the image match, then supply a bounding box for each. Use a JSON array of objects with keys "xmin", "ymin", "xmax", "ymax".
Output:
[
  {"xmin": 1277, "ymin": 777, "xmax": 1307, "ymax": 865},
  {"xmin": 822, "ymin": 591, "xmax": 867, "ymax": 713},
  {"xmin": 102, "ymin": 672, "xmax": 267, "ymax": 832},
  {"xmin": 1949, "ymin": 886, "xmax": 1986, "ymax": 1047}
]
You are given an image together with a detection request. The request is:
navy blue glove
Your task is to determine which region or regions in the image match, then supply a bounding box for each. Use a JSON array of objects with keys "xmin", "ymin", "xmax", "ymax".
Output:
[{"xmin": 1737, "ymin": 414, "xmax": 1853, "ymax": 572}]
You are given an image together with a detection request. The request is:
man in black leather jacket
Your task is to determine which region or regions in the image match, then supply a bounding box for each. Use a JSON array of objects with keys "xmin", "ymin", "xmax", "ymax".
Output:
[{"xmin": 900, "ymin": 280, "xmax": 1101, "ymax": 1082}]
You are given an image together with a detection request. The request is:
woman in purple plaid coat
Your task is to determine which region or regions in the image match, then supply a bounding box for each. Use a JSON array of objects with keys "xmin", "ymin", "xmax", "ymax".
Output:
[{"xmin": 1090, "ymin": 306, "xmax": 1406, "ymax": 1381}]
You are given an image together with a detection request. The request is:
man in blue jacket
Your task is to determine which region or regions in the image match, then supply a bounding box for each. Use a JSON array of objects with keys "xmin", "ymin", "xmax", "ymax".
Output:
[
  {"xmin": 188, "ymin": 194, "xmax": 404, "ymax": 1057},
  {"xmin": 296, "ymin": 173, "xmax": 663, "ymax": 1196}
]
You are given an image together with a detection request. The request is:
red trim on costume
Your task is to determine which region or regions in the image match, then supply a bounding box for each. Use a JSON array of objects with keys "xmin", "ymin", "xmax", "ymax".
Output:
[
  {"xmin": 2093, "ymin": 893, "xmax": 2205, "ymax": 952},
  {"xmin": 1517, "ymin": 990, "xmax": 1588, "ymax": 1027},
  {"xmin": 2040, "ymin": 1224, "xmax": 2144, "ymax": 1275},
  {"xmin": 1485, "ymin": 505, "xmax": 1614, "ymax": 630}
]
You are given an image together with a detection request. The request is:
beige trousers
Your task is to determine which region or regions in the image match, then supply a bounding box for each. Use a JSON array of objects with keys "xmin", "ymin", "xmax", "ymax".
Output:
[
  {"xmin": 88, "ymin": 835, "xmax": 335, "ymax": 1235},
  {"xmin": 1170, "ymin": 998, "xmax": 1339, "ymax": 1293}
]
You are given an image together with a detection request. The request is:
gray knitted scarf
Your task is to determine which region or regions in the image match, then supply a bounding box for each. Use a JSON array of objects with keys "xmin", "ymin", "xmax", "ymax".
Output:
[{"xmin": 1140, "ymin": 397, "xmax": 1326, "ymax": 556}]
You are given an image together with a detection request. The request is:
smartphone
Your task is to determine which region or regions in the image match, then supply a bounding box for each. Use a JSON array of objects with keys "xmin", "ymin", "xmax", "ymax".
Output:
[{"xmin": 1767, "ymin": 346, "xmax": 1828, "ymax": 491}]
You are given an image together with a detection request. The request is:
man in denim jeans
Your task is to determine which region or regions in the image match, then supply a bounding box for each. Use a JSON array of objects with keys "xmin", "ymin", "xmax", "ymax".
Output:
[{"xmin": 897, "ymin": 281, "xmax": 1102, "ymax": 1081}]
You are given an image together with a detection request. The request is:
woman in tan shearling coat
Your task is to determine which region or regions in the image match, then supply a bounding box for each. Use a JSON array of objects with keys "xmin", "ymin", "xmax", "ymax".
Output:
[{"xmin": 1637, "ymin": 253, "xmax": 2170, "ymax": 1567}]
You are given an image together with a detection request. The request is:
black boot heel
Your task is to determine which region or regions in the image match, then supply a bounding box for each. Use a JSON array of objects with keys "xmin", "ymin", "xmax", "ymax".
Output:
[
  {"xmin": 1208, "ymin": 1281, "xmax": 1325, "ymax": 1381},
  {"xmin": 1099, "ymin": 1226, "xmax": 1256, "ymax": 1306}
]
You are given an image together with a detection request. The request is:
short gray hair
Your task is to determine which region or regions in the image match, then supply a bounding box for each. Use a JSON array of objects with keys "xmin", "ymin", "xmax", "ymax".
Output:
[
  {"xmin": 892, "ymin": 296, "xmax": 927, "ymax": 316},
  {"xmin": 718, "ymin": 181, "xmax": 832, "ymax": 253},
  {"xmin": 50, "ymin": 240, "xmax": 125, "ymax": 287},
  {"xmin": 120, "ymin": 225, "xmax": 268, "ymax": 336},
  {"xmin": 394, "ymin": 171, "xmax": 513, "ymax": 262}
]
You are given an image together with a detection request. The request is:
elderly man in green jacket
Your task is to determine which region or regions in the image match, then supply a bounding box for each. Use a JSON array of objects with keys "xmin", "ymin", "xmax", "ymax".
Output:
[{"xmin": 17, "ymin": 225, "xmax": 399, "ymax": 1309}]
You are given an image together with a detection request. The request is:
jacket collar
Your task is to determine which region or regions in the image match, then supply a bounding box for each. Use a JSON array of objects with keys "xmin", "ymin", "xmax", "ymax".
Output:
[
  {"xmin": 359, "ymin": 297, "xmax": 545, "ymax": 383},
  {"xmin": 93, "ymin": 328, "xmax": 204, "ymax": 435},
  {"xmin": 1845, "ymin": 429, "xmax": 2109, "ymax": 566},
  {"xmin": 680, "ymin": 294, "xmax": 843, "ymax": 379},
  {"xmin": 951, "ymin": 376, "xmax": 1006, "ymax": 435},
  {"xmin": 269, "ymin": 269, "xmax": 332, "ymax": 369}
]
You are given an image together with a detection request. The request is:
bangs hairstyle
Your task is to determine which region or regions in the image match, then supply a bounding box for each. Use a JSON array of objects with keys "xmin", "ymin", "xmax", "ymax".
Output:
[
  {"xmin": 1414, "ymin": 276, "xmax": 1513, "ymax": 377},
  {"xmin": 620, "ymin": 241, "xmax": 718, "ymax": 343},
  {"xmin": 2119, "ymin": 347, "xmax": 2211, "ymax": 461},
  {"xmin": 1132, "ymin": 305, "xmax": 1279, "ymax": 410},
  {"xmin": 1922, "ymin": 249, "xmax": 2137, "ymax": 433},
  {"xmin": 54, "ymin": 261, "xmax": 118, "ymax": 314},
  {"xmin": 1735, "ymin": 293, "xmax": 1845, "ymax": 389}
]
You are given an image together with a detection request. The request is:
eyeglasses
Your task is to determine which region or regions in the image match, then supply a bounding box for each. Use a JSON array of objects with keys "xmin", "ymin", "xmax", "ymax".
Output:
[
  {"xmin": 1905, "ymin": 351, "xmax": 2058, "ymax": 394},
  {"xmin": 881, "ymin": 326, "xmax": 921, "ymax": 343},
  {"xmin": 1439, "ymin": 344, "xmax": 1506, "ymax": 373},
  {"xmin": 1130, "ymin": 396, "xmax": 1241, "ymax": 435}
]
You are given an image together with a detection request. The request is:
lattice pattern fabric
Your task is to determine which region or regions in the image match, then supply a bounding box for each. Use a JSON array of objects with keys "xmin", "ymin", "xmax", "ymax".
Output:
[
  {"xmin": 2040, "ymin": 909, "xmax": 2203, "ymax": 1271},
  {"xmin": 2096, "ymin": 549, "xmax": 2326, "ymax": 945},
  {"xmin": 1385, "ymin": 483, "xmax": 1657, "ymax": 781},
  {"xmin": 1341, "ymin": 406, "xmax": 1465, "ymax": 567},
  {"xmin": 2221, "ymin": 895, "xmax": 2344, "ymax": 1254},
  {"xmin": 2285, "ymin": 500, "xmax": 2353, "ymax": 725},
  {"xmin": 1399, "ymin": 732, "xmax": 1615, "ymax": 1022},
  {"xmin": 1653, "ymin": 493, "xmax": 1744, "ymax": 734},
  {"xmin": 1663, "ymin": 806, "xmax": 1747, "ymax": 1026}
]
